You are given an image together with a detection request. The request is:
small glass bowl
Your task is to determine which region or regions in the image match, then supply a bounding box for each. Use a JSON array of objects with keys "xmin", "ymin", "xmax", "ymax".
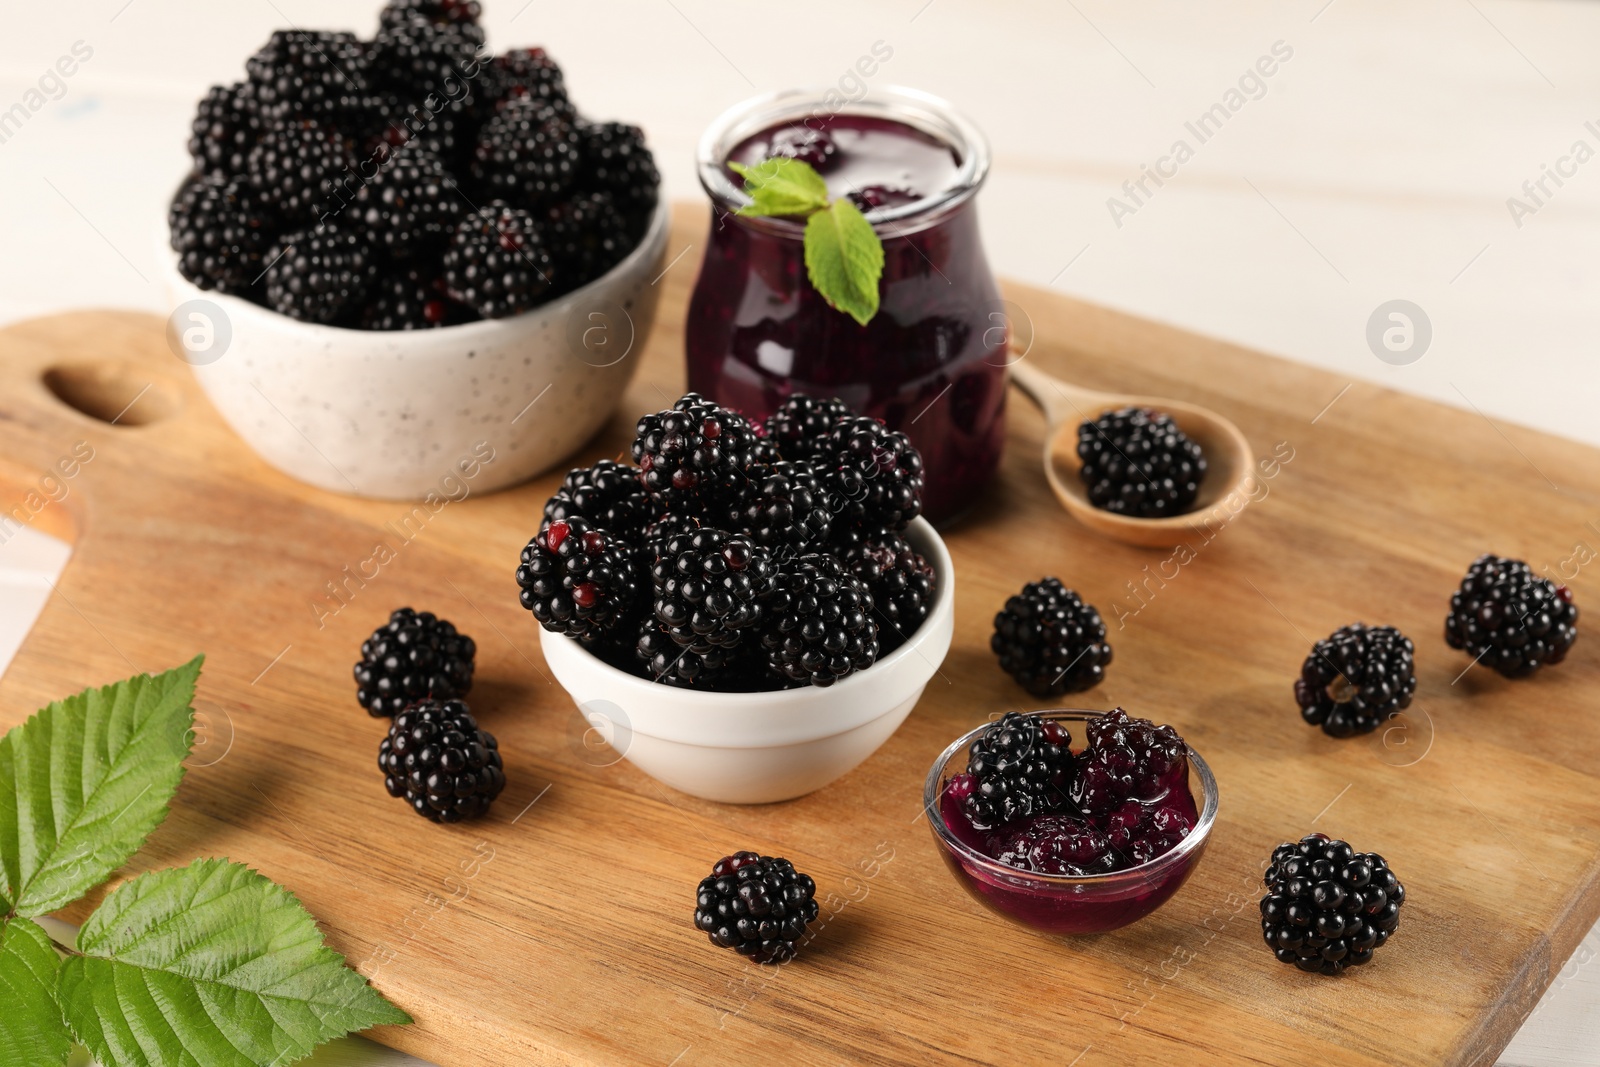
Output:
[{"xmin": 923, "ymin": 711, "xmax": 1219, "ymax": 935}]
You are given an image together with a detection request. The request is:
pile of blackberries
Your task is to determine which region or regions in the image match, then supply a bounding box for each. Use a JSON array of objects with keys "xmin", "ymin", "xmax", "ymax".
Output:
[
  {"xmin": 517, "ymin": 393, "xmax": 939, "ymax": 691},
  {"xmin": 170, "ymin": 0, "xmax": 659, "ymax": 327}
]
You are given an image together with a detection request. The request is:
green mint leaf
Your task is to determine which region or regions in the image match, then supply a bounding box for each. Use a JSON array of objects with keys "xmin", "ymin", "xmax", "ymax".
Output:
[
  {"xmin": 58, "ymin": 858, "xmax": 410, "ymax": 1067},
  {"xmin": 731, "ymin": 157, "xmax": 829, "ymax": 218},
  {"xmin": 803, "ymin": 198, "xmax": 884, "ymax": 326},
  {"xmin": 0, "ymin": 656, "xmax": 203, "ymax": 917},
  {"xmin": 0, "ymin": 918, "xmax": 72, "ymax": 1066}
]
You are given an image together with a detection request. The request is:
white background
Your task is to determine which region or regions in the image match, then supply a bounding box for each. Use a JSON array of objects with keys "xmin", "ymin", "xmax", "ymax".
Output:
[{"xmin": 1, "ymin": 2, "xmax": 1597, "ymax": 1064}]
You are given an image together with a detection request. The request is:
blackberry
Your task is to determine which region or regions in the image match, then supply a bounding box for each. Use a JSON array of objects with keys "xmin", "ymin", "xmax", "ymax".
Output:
[
  {"xmin": 168, "ymin": 175, "xmax": 275, "ymax": 295},
  {"xmin": 574, "ymin": 121, "xmax": 659, "ymax": 232},
  {"xmin": 847, "ymin": 185, "xmax": 918, "ymax": 213},
  {"xmin": 1445, "ymin": 554, "xmax": 1579, "ymax": 678},
  {"xmin": 991, "ymin": 578, "xmax": 1112, "ymax": 698},
  {"xmin": 485, "ymin": 47, "xmax": 569, "ymax": 111},
  {"xmin": 764, "ymin": 395, "xmax": 852, "ymax": 462},
  {"xmin": 353, "ymin": 149, "xmax": 463, "ymax": 258},
  {"xmin": 636, "ymin": 620, "xmax": 771, "ymax": 691},
  {"xmin": 246, "ymin": 120, "xmax": 353, "ymax": 224},
  {"xmin": 760, "ymin": 554, "xmax": 878, "ymax": 687},
  {"xmin": 472, "ymin": 95, "xmax": 581, "ymax": 207},
  {"xmin": 245, "ymin": 30, "xmax": 370, "ymax": 124},
  {"xmin": 360, "ymin": 271, "xmax": 474, "ymax": 330},
  {"xmin": 517, "ymin": 518, "xmax": 640, "ymax": 644},
  {"xmin": 1295, "ymin": 623, "xmax": 1417, "ymax": 738},
  {"xmin": 737, "ymin": 460, "xmax": 833, "ymax": 553},
  {"xmin": 1072, "ymin": 708, "xmax": 1187, "ymax": 817},
  {"xmin": 651, "ymin": 528, "xmax": 771, "ymax": 653},
  {"xmin": 1261, "ymin": 834, "xmax": 1404, "ymax": 975},
  {"xmin": 826, "ymin": 415, "xmax": 925, "ymax": 534},
  {"xmin": 188, "ymin": 82, "xmax": 262, "ymax": 177},
  {"xmin": 378, "ymin": 699, "xmax": 505, "ymax": 823},
  {"xmin": 369, "ymin": 90, "xmax": 482, "ymax": 172},
  {"xmin": 354, "ymin": 607, "xmax": 476, "ymax": 717},
  {"xmin": 843, "ymin": 535, "xmax": 935, "ymax": 654},
  {"xmin": 542, "ymin": 191, "xmax": 631, "ymax": 293},
  {"xmin": 370, "ymin": 15, "xmax": 485, "ymax": 98},
  {"xmin": 769, "ymin": 126, "xmax": 836, "ymax": 170},
  {"xmin": 992, "ymin": 814, "xmax": 1117, "ymax": 877},
  {"xmin": 1077, "ymin": 407, "xmax": 1207, "ymax": 519},
  {"xmin": 961, "ymin": 712, "xmax": 1073, "ymax": 830},
  {"xmin": 263, "ymin": 226, "xmax": 377, "ymax": 324},
  {"xmin": 378, "ymin": 0, "xmax": 483, "ymax": 30},
  {"xmin": 693, "ymin": 852, "xmax": 819, "ymax": 964},
  {"xmin": 442, "ymin": 203, "xmax": 555, "ymax": 318},
  {"xmin": 543, "ymin": 459, "xmax": 660, "ymax": 542},
  {"xmin": 631, "ymin": 394, "xmax": 762, "ymax": 508}
]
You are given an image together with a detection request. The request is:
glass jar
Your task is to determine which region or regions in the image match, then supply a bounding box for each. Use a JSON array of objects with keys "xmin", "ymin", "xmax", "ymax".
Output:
[{"xmin": 686, "ymin": 87, "xmax": 1007, "ymax": 524}]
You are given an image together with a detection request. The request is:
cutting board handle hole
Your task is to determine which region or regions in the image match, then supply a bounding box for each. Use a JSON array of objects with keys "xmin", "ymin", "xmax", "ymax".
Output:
[{"xmin": 42, "ymin": 362, "xmax": 179, "ymax": 428}]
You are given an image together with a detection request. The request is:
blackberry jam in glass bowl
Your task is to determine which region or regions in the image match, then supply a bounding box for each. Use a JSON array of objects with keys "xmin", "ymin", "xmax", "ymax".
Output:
[
  {"xmin": 687, "ymin": 87, "xmax": 1006, "ymax": 524},
  {"xmin": 923, "ymin": 710, "xmax": 1218, "ymax": 935}
]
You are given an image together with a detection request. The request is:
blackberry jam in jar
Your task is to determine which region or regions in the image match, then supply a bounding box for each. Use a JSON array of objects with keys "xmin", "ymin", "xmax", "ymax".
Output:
[{"xmin": 687, "ymin": 88, "xmax": 1006, "ymax": 523}]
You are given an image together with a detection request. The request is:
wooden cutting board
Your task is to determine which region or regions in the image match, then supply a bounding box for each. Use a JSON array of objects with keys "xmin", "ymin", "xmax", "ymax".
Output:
[{"xmin": 2, "ymin": 204, "xmax": 1598, "ymax": 1067}]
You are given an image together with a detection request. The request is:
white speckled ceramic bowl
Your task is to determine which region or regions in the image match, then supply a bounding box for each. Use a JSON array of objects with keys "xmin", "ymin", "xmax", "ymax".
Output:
[
  {"xmin": 540, "ymin": 518, "xmax": 956, "ymax": 804},
  {"xmin": 159, "ymin": 200, "xmax": 669, "ymax": 499}
]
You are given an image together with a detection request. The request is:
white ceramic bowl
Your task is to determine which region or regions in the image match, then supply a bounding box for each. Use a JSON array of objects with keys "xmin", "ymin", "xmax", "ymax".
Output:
[
  {"xmin": 541, "ymin": 518, "xmax": 956, "ymax": 804},
  {"xmin": 158, "ymin": 200, "xmax": 670, "ymax": 499}
]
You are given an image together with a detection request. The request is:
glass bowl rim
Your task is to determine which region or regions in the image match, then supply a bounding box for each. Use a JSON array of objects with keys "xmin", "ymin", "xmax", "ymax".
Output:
[
  {"xmin": 695, "ymin": 84, "xmax": 992, "ymax": 227},
  {"xmin": 923, "ymin": 709, "xmax": 1220, "ymax": 889}
]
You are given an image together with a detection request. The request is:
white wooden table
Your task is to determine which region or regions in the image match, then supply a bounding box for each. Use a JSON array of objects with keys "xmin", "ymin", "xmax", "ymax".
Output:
[{"xmin": 1, "ymin": 2, "xmax": 1596, "ymax": 1063}]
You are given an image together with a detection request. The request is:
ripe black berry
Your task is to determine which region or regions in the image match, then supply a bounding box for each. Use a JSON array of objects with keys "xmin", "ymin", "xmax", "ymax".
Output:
[
  {"xmin": 485, "ymin": 47, "xmax": 569, "ymax": 111},
  {"xmin": 472, "ymin": 95, "xmax": 580, "ymax": 207},
  {"xmin": 379, "ymin": 0, "xmax": 483, "ymax": 30},
  {"xmin": 764, "ymin": 395, "xmax": 853, "ymax": 462},
  {"xmin": 543, "ymin": 459, "xmax": 662, "ymax": 541},
  {"xmin": 359, "ymin": 270, "xmax": 474, "ymax": 330},
  {"xmin": 442, "ymin": 202, "xmax": 555, "ymax": 318},
  {"xmin": 370, "ymin": 14, "xmax": 485, "ymax": 98},
  {"xmin": 760, "ymin": 554, "xmax": 878, "ymax": 687},
  {"xmin": 245, "ymin": 30, "xmax": 370, "ymax": 124},
  {"xmin": 636, "ymin": 620, "xmax": 772, "ymax": 691},
  {"xmin": 631, "ymin": 394, "xmax": 762, "ymax": 507},
  {"xmin": 542, "ymin": 191, "xmax": 631, "ymax": 293},
  {"xmin": 352, "ymin": 149, "xmax": 463, "ymax": 259},
  {"xmin": 962, "ymin": 712, "xmax": 1073, "ymax": 830},
  {"xmin": 826, "ymin": 416, "xmax": 924, "ymax": 534},
  {"xmin": 516, "ymin": 518, "xmax": 640, "ymax": 644},
  {"xmin": 1260, "ymin": 834, "xmax": 1404, "ymax": 975},
  {"xmin": 378, "ymin": 699, "xmax": 505, "ymax": 823},
  {"xmin": 736, "ymin": 460, "xmax": 833, "ymax": 552},
  {"xmin": 1295, "ymin": 623, "xmax": 1417, "ymax": 738},
  {"xmin": 169, "ymin": 175, "xmax": 275, "ymax": 295},
  {"xmin": 247, "ymin": 120, "xmax": 353, "ymax": 225},
  {"xmin": 1445, "ymin": 554, "xmax": 1578, "ymax": 678},
  {"xmin": 574, "ymin": 120, "xmax": 659, "ymax": 232},
  {"xmin": 693, "ymin": 852, "xmax": 819, "ymax": 963},
  {"xmin": 842, "ymin": 535, "xmax": 935, "ymax": 654},
  {"xmin": 991, "ymin": 578, "xmax": 1112, "ymax": 697},
  {"xmin": 188, "ymin": 82, "xmax": 262, "ymax": 177},
  {"xmin": 650, "ymin": 528, "xmax": 771, "ymax": 654},
  {"xmin": 263, "ymin": 226, "xmax": 378, "ymax": 324},
  {"xmin": 1077, "ymin": 407, "xmax": 1207, "ymax": 519},
  {"xmin": 354, "ymin": 607, "xmax": 476, "ymax": 717},
  {"xmin": 769, "ymin": 126, "xmax": 836, "ymax": 170}
]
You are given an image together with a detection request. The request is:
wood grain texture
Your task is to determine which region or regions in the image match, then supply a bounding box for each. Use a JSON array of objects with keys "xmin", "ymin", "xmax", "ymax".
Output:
[{"xmin": 1, "ymin": 204, "xmax": 1598, "ymax": 1067}]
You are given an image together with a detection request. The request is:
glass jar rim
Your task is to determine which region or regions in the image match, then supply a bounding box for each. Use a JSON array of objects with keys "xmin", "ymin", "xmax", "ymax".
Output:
[
  {"xmin": 696, "ymin": 85, "xmax": 992, "ymax": 227},
  {"xmin": 922, "ymin": 710, "xmax": 1221, "ymax": 889}
]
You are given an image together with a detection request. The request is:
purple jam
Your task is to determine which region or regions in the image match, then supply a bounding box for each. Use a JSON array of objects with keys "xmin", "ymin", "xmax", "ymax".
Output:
[
  {"xmin": 929, "ymin": 710, "xmax": 1210, "ymax": 935},
  {"xmin": 687, "ymin": 111, "xmax": 1006, "ymax": 524}
]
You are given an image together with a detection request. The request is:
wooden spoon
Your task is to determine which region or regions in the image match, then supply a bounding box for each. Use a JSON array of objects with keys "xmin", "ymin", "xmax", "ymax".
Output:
[{"xmin": 1009, "ymin": 361, "xmax": 1256, "ymax": 548}]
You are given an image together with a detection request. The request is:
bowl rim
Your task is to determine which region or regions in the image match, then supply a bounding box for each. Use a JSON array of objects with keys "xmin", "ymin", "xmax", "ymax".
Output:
[
  {"xmin": 159, "ymin": 196, "xmax": 671, "ymax": 343},
  {"xmin": 923, "ymin": 709, "xmax": 1219, "ymax": 889},
  {"xmin": 543, "ymin": 515, "xmax": 955, "ymax": 710}
]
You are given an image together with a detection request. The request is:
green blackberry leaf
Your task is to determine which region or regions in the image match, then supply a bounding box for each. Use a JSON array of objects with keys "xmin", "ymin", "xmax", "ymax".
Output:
[
  {"xmin": 58, "ymin": 858, "xmax": 411, "ymax": 1067},
  {"xmin": 0, "ymin": 657, "xmax": 202, "ymax": 917},
  {"xmin": 730, "ymin": 157, "xmax": 829, "ymax": 218},
  {"xmin": 803, "ymin": 198, "xmax": 884, "ymax": 327},
  {"xmin": 0, "ymin": 918, "xmax": 72, "ymax": 1066}
]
